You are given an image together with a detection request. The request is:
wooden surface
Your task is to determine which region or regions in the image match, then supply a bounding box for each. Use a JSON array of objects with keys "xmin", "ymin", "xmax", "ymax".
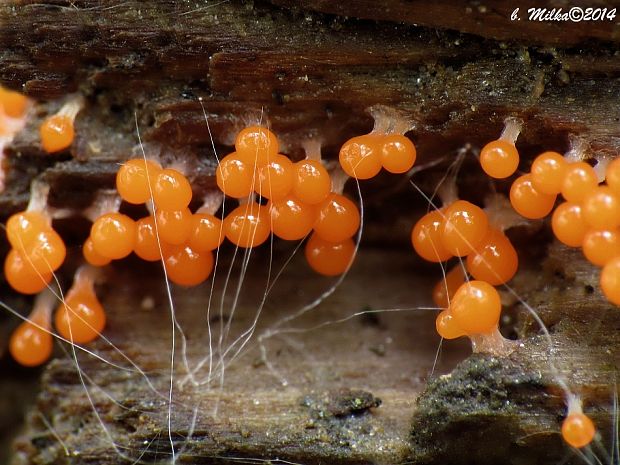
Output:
[
  {"xmin": 2, "ymin": 0, "xmax": 620, "ymax": 218},
  {"xmin": 6, "ymin": 246, "xmax": 620, "ymax": 464},
  {"xmin": 0, "ymin": 1, "xmax": 619, "ymax": 464},
  {"xmin": 11, "ymin": 250, "xmax": 466, "ymax": 464},
  {"xmin": 269, "ymin": 0, "xmax": 620, "ymax": 45}
]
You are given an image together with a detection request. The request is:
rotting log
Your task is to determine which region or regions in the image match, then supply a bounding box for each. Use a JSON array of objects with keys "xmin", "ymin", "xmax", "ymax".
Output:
[
  {"xmin": 6, "ymin": 248, "xmax": 620, "ymax": 465},
  {"xmin": 10, "ymin": 251, "xmax": 463, "ymax": 465},
  {"xmin": 0, "ymin": 1, "xmax": 619, "ymax": 464}
]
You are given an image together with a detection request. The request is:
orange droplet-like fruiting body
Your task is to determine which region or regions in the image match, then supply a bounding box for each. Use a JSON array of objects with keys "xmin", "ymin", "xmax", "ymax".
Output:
[
  {"xmin": 6, "ymin": 211, "xmax": 50, "ymax": 249},
  {"xmin": 561, "ymin": 161, "xmax": 598, "ymax": 203},
  {"xmin": 510, "ymin": 174, "xmax": 557, "ymax": 219},
  {"xmin": 40, "ymin": 115, "xmax": 75, "ymax": 153},
  {"xmin": 90, "ymin": 212, "xmax": 137, "ymax": 260},
  {"xmin": 449, "ymin": 280, "xmax": 501, "ymax": 334},
  {"xmin": 441, "ymin": 200, "xmax": 489, "ymax": 257},
  {"xmin": 600, "ymin": 256, "xmax": 620, "ymax": 305},
  {"xmin": 83, "ymin": 237, "xmax": 111, "ymax": 267},
  {"xmin": 582, "ymin": 229, "xmax": 620, "ymax": 267},
  {"xmin": 551, "ymin": 202, "xmax": 588, "ymax": 247},
  {"xmin": 134, "ymin": 216, "xmax": 165, "ymax": 262},
  {"xmin": 155, "ymin": 208, "xmax": 193, "ymax": 245},
  {"xmin": 292, "ymin": 159, "xmax": 331, "ymax": 205},
  {"xmin": 235, "ymin": 126, "xmax": 279, "ymax": 167},
  {"xmin": 216, "ymin": 153, "xmax": 255, "ymax": 199},
  {"xmin": 164, "ymin": 245, "xmax": 214, "ymax": 287},
  {"xmin": 435, "ymin": 309, "xmax": 466, "ymax": 340},
  {"xmin": 224, "ymin": 203, "xmax": 271, "ymax": 248},
  {"xmin": 153, "ymin": 168, "xmax": 193, "ymax": 211},
  {"xmin": 27, "ymin": 230, "xmax": 67, "ymax": 273},
  {"xmin": 116, "ymin": 158, "xmax": 162, "ymax": 204},
  {"xmin": 380, "ymin": 134, "xmax": 416, "ymax": 174},
  {"xmin": 530, "ymin": 151, "xmax": 567, "ymax": 195},
  {"xmin": 256, "ymin": 154, "xmax": 294, "ymax": 200},
  {"xmin": 582, "ymin": 185, "xmax": 620, "ymax": 230},
  {"xmin": 432, "ymin": 265, "xmax": 466, "ymax": 309},
  {"xmin": 411, "ymin": 209, "xmax": 452, "ymax": 263},
  {"xmin": 314, "ymin": 193, "xmax": 361, "ymax": 243},
  {"xmin": 479, "ymin": 139, "xmax": 519, "ymax": 179},
  {"xmin": 55, "ymin": 291, "xmax": 106, "ymax": 344},
  {"xmin": 466, "ymin": 228, "xmax": 518, "ymax": 285},
  {"xmin": 0, "ymin": 86, "xmax": 28, "ymax": 118},
  {"xmin": 269, "ymin": 195, "xmax": 317, "ymax": 241},
  {"xmin": 188, "ymin": 213, "xmax": 224, "ymax": 252},
  {"xmin": 605, "ymin": 158, "xmax": 620, "ymax": 194},
  {"xmin": 305, "ymin": 232, "xmax": 355, "ymax": 276},
  {"xmin": 339, "ymin": 134, "xmax": 383, "ymax": 180},
  {"xmin": 9, "ymin": 319, "xmax": 53, "ymax": 367},
  {"xmin": 4, "ymin": 249, "xmax": 52, "ymax": 294},
  {"xmin": 561, "ymin": 413, "xmax": 596, "ymax": 448}
]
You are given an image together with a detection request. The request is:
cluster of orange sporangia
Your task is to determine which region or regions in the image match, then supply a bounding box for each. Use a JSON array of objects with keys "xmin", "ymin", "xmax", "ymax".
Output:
[{"xmin": 1, "ymin": 87, "xmax": 603, "ymax": 449}]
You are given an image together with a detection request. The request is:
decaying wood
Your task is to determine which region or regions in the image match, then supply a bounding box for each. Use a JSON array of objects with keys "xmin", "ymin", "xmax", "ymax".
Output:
[
  {"xmin": 2, "ymin": 0, "xmax": 620, "ymax": 215},
  {"xmin": 269, "ymin": 0, "xmax": 620, "ymax": 45},
  {"xmin": 413, "ymin": 243, "xmax": 620, "ymax": 464},
  {"xmin": 10, "ymin": 251, "xmax": 466, "ymax": 465},
  {"xmin": 6, "ymin": 247, "xmax": 620, "ymax": 465},
  {"xmin": 1, "ymin": 1, "xmax": 619, "ymax": 464}
]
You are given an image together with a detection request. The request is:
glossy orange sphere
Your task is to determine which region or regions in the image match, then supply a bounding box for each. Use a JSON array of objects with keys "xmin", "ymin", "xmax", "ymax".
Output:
[
  {"xmin": 561, "ymin": 413, "xmax": 596, "ymax": 448},
  {"xmin": 0, "ymin": 86, "xmax": 28, "ymax": 118},
  {"xmin": 269, "ymin": 195, "xmax": 317, "ymax": 241},
  {"xmin": 4, "ymin": 249, "xmax": 52, "ymax": 294},
  {"xmin": 441, "ymin": 200, "xmax": 489, "ymax": 257},
  {"xmin": 255, "ymin": 154, "xmax": 294, "ymax": 200},
  {"xmin": 224, "ymin": 203, "xmax": 271, "ymax": 248},
  {"xmin": 27, "ymin": 230, "xmax": 67, "ymax": 273},
  {"xmin": 480, "ymin": 139, "xmax": 519, "ymax": 179},
  {"xmin": 582, "ymin": 229, "xmax": 620, "ymax": 267},
  {"xmin": 435, "ymin": 310, "xmax": 466, "ymax": 340},
  {"xmin": 305, "ymin": 233, "xmax": 356, "ymax": 276},
  {"xmin": 530, "ymin": 151, "xmax": 567, "ymax": 195},
  {"xmin": 450, "ymin": 280, "xmax": 501, "ymax": 335},
  {"xmin": 466, "ymin": 228, "xmax": 518, "ymax": 285},
  {"xmin": 152, "ymin": 168, "xmax": 193, "ymax": 211},
  {"xmin": 164, "ymin": 245, "xmax": 214, "ymax": 287},
  {"xmin": 292, "ymin": 159, "xmax": 331, "ymax": 205},
  {"xmin": 83, "ymin": 237, "xmax": 111, "ymax": 267},
  {"xmin": 561, "ymin": 162, "xmax": 598, "ymax": 203},
  {"xmin": 582, "ymin": 185, "xmax": 620, "ymax": 230},
  {"xmin": 510, "ymin": 174, "xmax": 557, "ymax": 219},
  {"xmin": 314, "ymin": 193, "xmax": 360, "ymax": 243},
  {"xmin": 551, "ymin": 202, "xmax": 588, "ymax": 248},
  {"xmin": 116, "ymin": 158, "xmax": 162, "ymax": 204},
  {"xmin": 40, "ymin": 114, "xmax": 74, "ymax": 153},
  {"xmin": 235, "ymin": 125, "xmax": 279, "ymax": 167},
  {"xmin": 411, "ymin": 209, "xmax": 452, "ymax": 263},
  {"xmin": 6, "ymin": 211, "xmax": 51, "ymax": 250},
  {"xmin": 605, "ymin": 158, "xmax": 620, "ymax": 194},
  {"xmin": 155, "ymin": 208, "xmax": 193, "ymax": 245},
  {"xmin": 90, "ymin": 213, "xmax": 137, "ymax": 260},
  {"xmin": 134, "ymin": 216, "xmax": 165, "ymax": 262},
  {"xmin": 9, "ymin": 319, "xmax": 53, "ymax": 367},
  {"xmin": 188, "ymin": 213, "xmax": 224, "ymax": 252},
  {"xmin": 380, "ymin": 134, "xmax": 416, "ymax": 174},
  {"xmin": 339, "ymin": 134, "xmax": 383, "ymax": 179},
  {"xmin": 216, "ymin": 153, "xmax": 255, "ymax": 199},
  {"xmin": 55, "ymin": 291, "xmax": 106, "ymax": 344},
  {"xmin": 600, "ymin": 256, "xmax": 620, "ymax": 305}
]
